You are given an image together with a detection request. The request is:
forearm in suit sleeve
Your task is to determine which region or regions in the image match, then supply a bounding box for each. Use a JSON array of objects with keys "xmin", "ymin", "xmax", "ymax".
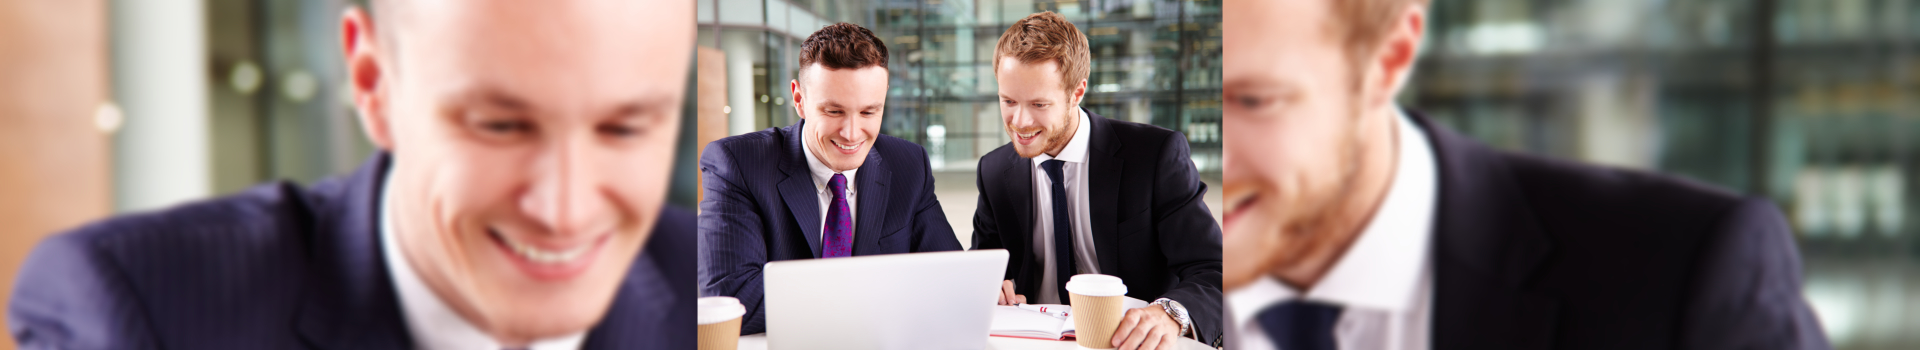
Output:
[
  {"xmin": 8, "ymin": 231, "xmax": 160, "ymax": 349},
  {"xmin": 911, "ymin": 154, "xmax": 962, "ymax": 252},
  {"xmin": 698, "ymin": 144, "xmax": 774, "ymax": 335},
  {"xmin": 1677, "ymin": 198, "xmax": 1830, "ymax": 350},
  {"xmin": 1148, "ymin": 132, "xmax": 1225, "ymax": 345}
]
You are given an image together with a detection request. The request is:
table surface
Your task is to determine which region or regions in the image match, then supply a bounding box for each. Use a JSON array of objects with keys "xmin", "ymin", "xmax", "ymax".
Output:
[
  {"xmin": 728, "ymin": 294, "xmax": 1213, "ymax": 350},
  {"xmin": 733, "ymin": 333, "xmax": 1211, "ymax": 350}
]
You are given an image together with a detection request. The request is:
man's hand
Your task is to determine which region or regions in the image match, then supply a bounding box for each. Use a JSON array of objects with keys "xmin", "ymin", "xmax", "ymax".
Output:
[
  {"xmin": 1111, "ymin": 306, "xmax": 1181, "ymax": 350},
  {"xmin": 997, "ymin": 279, "xmax": 1027, "ymax": 305}
]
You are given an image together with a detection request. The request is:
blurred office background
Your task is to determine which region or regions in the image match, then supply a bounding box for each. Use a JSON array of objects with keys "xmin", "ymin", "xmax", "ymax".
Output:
[
  {"xmin": 1408, "ymin": 0, "xmax": 1920, "ymax": 348},
  {"xmin": 0, "ymin": 1, "xmax": 701, "ymax": 348},
  {"xmin": 695, "ymin": 0, "xmax": 1225, "ymax": 246}
]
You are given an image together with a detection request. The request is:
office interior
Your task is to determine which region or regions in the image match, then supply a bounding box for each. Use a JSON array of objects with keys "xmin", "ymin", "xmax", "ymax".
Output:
[
  {"xmin": 695, "ymin": 0, "xmax": 1227, "ymax": 246},
  {"xmin": 0, "ymin": 0, "xmax": 1916, "ymax": 349},
  {"xmin": 1410, "ymin": 0, "xmax": 1920, "ymax": 348}
]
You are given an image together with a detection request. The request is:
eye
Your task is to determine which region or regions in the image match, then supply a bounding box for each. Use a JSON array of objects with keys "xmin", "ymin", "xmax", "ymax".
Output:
[
  {"xmin": 1231, "ymin": 94, "xmax": 1273, "ymax": 111},
  {"xmin": 598, "ymin": 123, "xmax": 642, "ymax": 138},
  {"xmin": 1032, "ymin": 103, "xmax": 1049, "ymax": 109},
  {"xmin": 473, "ymin": 118, "xmax": 533, "ymax": 136}
]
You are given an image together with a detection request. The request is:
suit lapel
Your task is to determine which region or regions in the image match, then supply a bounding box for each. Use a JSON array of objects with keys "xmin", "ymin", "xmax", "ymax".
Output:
[
  {"xmin": 1083, "ymin": 110, "xmax": 1125, "ymax": 274},
  {"xmin": 295, "ymin": 153, "xmax": 414, "ymax": 349},
  {"xmin": 1409, "ymin": 110, "xmax": 1559, "ymax": 350},
  {"xmin": 776, "ymin": 123, "xmax": 827, "ymax": 258},
  {"xmin": 852, "ymin": 150, "xmax": 891, "ymax": 255},
  {"xmin": 580, "ymin": 246, "xmax": 679, "ymax": 348},
  {"xmin": 1001, "ymin": 151, "xmax": 1038, "ymax": 290}
]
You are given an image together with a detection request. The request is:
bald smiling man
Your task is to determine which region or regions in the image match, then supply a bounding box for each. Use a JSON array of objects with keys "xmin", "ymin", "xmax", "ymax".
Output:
[{"xmin": 7, "ymin": 1, "xmax": 696, "ymax": 348}]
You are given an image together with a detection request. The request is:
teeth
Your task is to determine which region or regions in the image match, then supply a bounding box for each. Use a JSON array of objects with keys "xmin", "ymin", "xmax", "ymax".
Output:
[
  {"xmin": 836, "ymin": 141, "xmax": 858, "ymax": 150},
  {"xmin": 1017, "ymin": 132, "xmax": 1037, "ymax": 138},
  {"xmin": 506, "ymin": 238, "xmax": 591, "ymax": 264}
]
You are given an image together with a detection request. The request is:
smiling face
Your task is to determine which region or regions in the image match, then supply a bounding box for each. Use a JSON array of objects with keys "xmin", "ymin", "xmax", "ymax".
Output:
[
  {"xmin": 792, "ymin": 64, "xmax": 888, "ymax": 172},
  {"xmin": 996, "ymin": 57, "xmax": 1087, "ymax": 158},
  {"xmin": 342, "ymin": 0, "xmax": 691, "ymax": 344},
  {"xmin": 1221, "ymin": 0, "xmax": 1421, "ymax": 290}
]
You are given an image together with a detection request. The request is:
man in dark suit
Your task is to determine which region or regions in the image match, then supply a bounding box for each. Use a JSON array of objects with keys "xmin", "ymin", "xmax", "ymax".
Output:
[
  {"xmin": 8, "ymin": 0, "xmax": 697, "ymax": 348},
  {"xmin": 972, "ymin": 12, "xmax": 1225, "ymax": 350},
  {"xmin": 698, "ymin": 22, "xmax": 964, "ymax": 335},
  {"xmin": 1221, "ymin": 1, "xmax": 1829, "ymax": 349}
]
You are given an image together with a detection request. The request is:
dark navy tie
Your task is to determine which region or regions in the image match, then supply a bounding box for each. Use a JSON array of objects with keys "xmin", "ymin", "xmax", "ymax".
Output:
[
  {"xmin": 1257, "ymin": 300, "xmax": 1343, "ymax": 350},
  {"xmin": 1041, "ymin": 159, "xmax": 1075, "ymax": 301}
]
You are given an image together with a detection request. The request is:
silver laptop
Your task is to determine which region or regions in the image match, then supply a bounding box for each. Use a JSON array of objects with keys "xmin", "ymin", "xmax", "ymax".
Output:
[{"xmin": 765, "ymin": 249, "xmax": 1008, "ymax": 350}]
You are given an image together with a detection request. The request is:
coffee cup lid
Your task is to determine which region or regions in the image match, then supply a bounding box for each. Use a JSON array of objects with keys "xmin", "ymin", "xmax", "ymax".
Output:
[
  {"xmin": 697, "ymin": 296, "xmax": 747, "ymax": 325},
  {"xmin": 1065, "ymin": 274, "xmax": 1128, "ymax": 297}
]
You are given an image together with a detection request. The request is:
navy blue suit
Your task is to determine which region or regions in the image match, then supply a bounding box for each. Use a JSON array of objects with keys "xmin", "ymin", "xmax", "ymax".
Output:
[
  {"xmin": 1404, "ymin": 109, "xmax": 1829, "ymax": 349},
  {"xmin": 7, "ymin": 153, "xmax": 697, "ymax": 349},
  {"xmin": 971, "ymin": 109, "xmax": 1225, "ymax": 345},
  {"xmin": 698, "ymin": 121, "xmax": 964, "ymax": 335}
]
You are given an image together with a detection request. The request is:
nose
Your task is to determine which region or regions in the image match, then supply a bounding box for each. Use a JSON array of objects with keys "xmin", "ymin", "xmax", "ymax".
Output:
[
  {"xmin": 1008, "ymin": 106, "xmax": 1036, "ymax": 131},
  {"xmin": 522, "ymin": 138, "xmax": 613, "ymax": 239},
  {"xmin": 837, "ymin": 116, "xmax": 860, "ymax": 142}
]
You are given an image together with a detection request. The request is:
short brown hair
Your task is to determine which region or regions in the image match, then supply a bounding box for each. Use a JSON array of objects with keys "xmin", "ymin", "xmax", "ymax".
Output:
[
  {"xmin": 1333, "ymin": 0, "xmax": 1430, "ymax": 60},
  {"xmin": 798, "ymin": 23, "xmax": 889, "ymax": 79},
  {"xmin": 993, "ymin": 12, "xmax": 1090, "ymax": 93}
]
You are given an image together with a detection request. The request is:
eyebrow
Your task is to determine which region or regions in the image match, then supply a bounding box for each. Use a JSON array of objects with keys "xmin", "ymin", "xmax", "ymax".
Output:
[
  {"xmin": 465, "ymin": 87, "xmax": 535, "ymax": 113},
  {"xmin": 819, "ymin": 100, "xmax": 883, "ymax": 111},
  {"xmin": 998, "ymin": 94, "xmax": 1057, "ymax": 103},
  {"xmin": 602, "ymin": 94, "xmax": 677, "ymax": 120},
  {"xmin": 453, "ymin": 85, "xmax": 679, "ymax": 120},
  {"xmin": 1224, "ymin": 75, "xmax": 1303, "ymax": 97}
]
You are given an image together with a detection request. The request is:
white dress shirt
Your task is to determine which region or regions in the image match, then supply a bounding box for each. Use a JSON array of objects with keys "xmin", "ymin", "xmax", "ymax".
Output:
[
  {"xmin": 1225, "ymin": 109, "xmax": 1439, "ymax": 350},
  {"xmin": 800, "ymin": 131, "xmax": 859, "ymax": 247},
  {"xmin": 1029, "ymin": 107, "xmax": 1100, "ymax": 305},
  {"xmin": 381, "ymin": 171, "xmax": 587, "ymax": 350}
]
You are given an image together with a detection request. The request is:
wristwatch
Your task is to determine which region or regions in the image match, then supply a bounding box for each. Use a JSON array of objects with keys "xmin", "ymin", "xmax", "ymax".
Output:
[{"xmin": 1151, "ymin": 297, "xmax": 1194, "ymax": 340}]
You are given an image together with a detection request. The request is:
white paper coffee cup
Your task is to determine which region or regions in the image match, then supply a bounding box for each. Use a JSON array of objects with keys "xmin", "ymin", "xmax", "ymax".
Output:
[
  {"xmin": 698, "ymin": 296, "xmax": 746, "ymax": 350},
  {"xmin": 1066, "ymin": 274, "xmax": 1128, "ymax": 350}
]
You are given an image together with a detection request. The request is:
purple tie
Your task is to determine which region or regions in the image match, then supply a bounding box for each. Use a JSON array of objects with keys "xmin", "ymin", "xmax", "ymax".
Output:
[{"xmin": 822, "ymin": 173, "xmax": 853, "ymax": 258}]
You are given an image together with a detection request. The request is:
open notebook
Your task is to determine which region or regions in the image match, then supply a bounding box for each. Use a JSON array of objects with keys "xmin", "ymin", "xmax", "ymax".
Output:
[{"xmin": 989, "ymin": 298, "xmax": 1150, "ymax": 341}]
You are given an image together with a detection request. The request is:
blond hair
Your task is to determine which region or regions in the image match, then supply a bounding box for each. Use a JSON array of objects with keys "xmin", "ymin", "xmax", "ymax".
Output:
[{"xmin": 993, "ymin": 11, "xmax": 1090, "ymax": 93}]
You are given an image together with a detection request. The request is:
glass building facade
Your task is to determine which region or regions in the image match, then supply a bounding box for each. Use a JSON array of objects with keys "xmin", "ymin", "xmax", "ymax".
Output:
[
  {"xmin": 1407, "ymin": 0, "xmax": 1920, "ymax": 348},
  {"xmin": 698, "ymin": 0, "xmax": 1222, "ymax": 173}
]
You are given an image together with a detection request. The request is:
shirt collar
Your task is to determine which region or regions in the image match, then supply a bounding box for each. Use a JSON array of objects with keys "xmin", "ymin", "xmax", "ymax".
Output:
[
  {"xmin": 1031, "ymin": 107, "xmax": 1093, "ymax": 165},
  {"xmin": 380, "ymin": 169, "xmax": 588, "ymax": 350},
  {"xmin": 1226, "ymin": 107, "xmax": 1439, "ymax": 329},
  {"xmin": 800, "ymin": 122, "xmax": 859, "ymax": 192}
]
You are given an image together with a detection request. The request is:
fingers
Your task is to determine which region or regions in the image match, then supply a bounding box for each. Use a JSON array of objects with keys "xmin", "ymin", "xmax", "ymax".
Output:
[
  {"xmin": 999, "ymin": 280, "xmax": 1017, "ymax": 305},
  {"xmin": 1141, "ymin": 330, "xmax": 1174, "ymax": 350},
  {"xmin": 1144, "ymin": 332, "xmax": 1175, "ymax": 350},
  {"xmin": 1118, "ymin": 317, "xmax": 1154, "ymax": 350},
  {"xmin": 1013, "ymin": 294, "xmax": 1026, "ymax": 304},
  {"xmin": 1113, "ymin": 308, "xmax": 1145, "ymax": 348}
]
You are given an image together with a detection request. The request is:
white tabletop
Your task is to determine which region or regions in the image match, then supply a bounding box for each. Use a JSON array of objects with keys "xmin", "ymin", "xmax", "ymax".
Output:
[
  {"xmin": 729, "ymin": 295, "xmax": 1213, "ymax": 350},
  {"xmin": 733, "ymin": 333, "xmax": 1211, "ymax": 350}
]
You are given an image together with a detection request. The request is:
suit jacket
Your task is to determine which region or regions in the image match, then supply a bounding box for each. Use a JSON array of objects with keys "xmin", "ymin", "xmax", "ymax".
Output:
[
  {"xmin": 698, "ymin": 121, "xmax": 964, "ymax": 335},
  {"xmin": 972, "ymin": 109, "xmax": 1225, "ymax": 345},
  {"xmin": 7, "ymin": 153, "xmax": 697, "ymax": 349},
  {"xmin": 1408, "ymin": 109, "xmax": 1829, "ymax": 349}
]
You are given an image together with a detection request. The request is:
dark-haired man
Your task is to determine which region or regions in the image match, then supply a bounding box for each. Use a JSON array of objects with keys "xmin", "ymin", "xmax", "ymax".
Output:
[
  {"xmin": 698, "ymin": 22, "xmax": 964, "ymax": 335},
  {"xmin": 9, "ymin": 0, "xmax": 697, "ymax": 348}
]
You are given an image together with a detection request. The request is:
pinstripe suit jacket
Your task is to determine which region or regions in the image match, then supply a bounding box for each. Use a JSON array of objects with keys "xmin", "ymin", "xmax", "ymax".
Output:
[
  {"xmin": 698, "ymin": 121, "xmax": 964, "ymax": 335},
  {"xmin": 7, "ymin": 153, "xmax": 697, "ymax": 349}
]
